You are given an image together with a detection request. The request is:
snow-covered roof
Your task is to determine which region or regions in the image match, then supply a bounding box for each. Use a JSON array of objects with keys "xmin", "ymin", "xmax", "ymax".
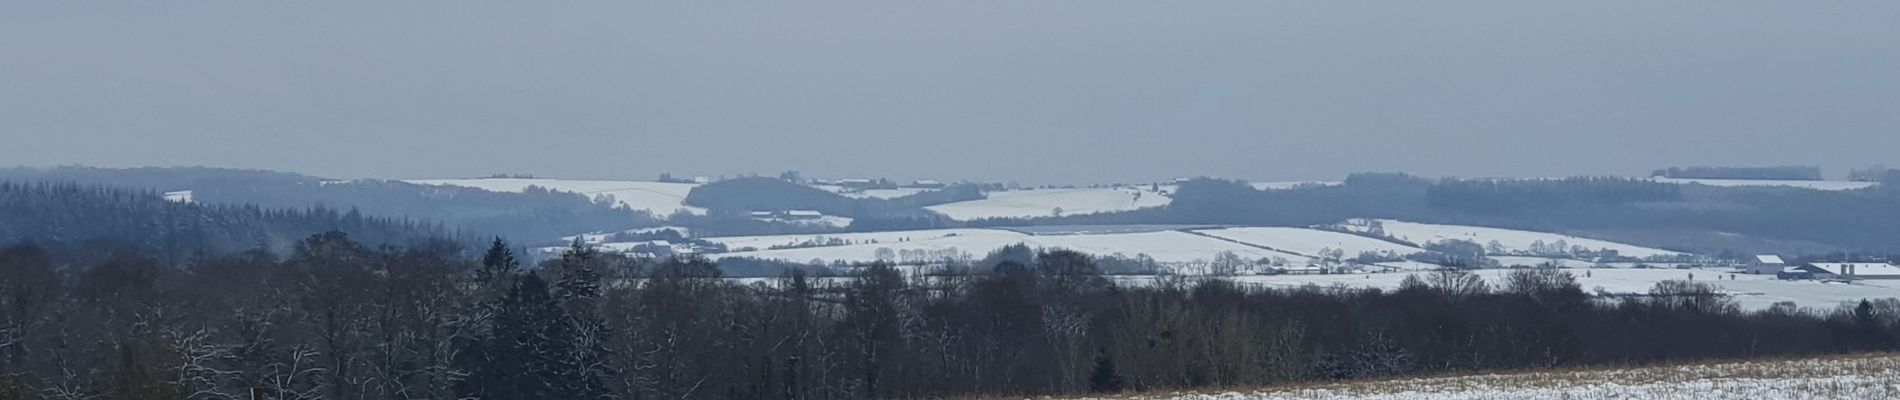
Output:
[
  {"xmin": 1809, "ymin": 263, "xmax": 1900, "ymax": 276},
  {"xmin": 1756, "ymin": 255, "xmax": 1785, "ymax": 265},
  {"xmin": 785, "ymin": 210, "xmax": 824, "ymax": 217}
]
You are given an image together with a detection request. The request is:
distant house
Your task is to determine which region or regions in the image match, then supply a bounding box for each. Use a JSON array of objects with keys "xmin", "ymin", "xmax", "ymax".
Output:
[
  {"xmin": 749, "ymin": 211, "xmax": 775, "ymax": 219},
  {"xmin": 1745, "ymin": 255, "xmax": 1786, "ymax": 274},
  {"xmin": 838, "ymin": 178, "xmax": 877, "ymax": 189},
  {"xmin": 906, "ymin": 179, "xmax": 946, "ymax": 189},
  {"xmin": 1808, "ymin": 263, "xmax": 1900, "ymax": 280}
]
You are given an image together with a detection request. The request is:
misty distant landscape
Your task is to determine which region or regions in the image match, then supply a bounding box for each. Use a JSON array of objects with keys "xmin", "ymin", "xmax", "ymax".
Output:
[{"xmin": 5, "ymin": 2, "xmax": 1900, "ymax": 399}]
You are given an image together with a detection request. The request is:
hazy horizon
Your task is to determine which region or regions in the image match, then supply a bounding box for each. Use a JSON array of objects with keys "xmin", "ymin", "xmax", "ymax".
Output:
[{"xmin": 5, "ymin": 2, "xmax": 1897, "ymax": 184}]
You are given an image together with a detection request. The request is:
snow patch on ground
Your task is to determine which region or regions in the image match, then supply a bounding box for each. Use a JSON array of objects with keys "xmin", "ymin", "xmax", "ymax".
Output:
[{"xmin": 405, "ymin": 178, "xmax": 705, "ymax": 217}]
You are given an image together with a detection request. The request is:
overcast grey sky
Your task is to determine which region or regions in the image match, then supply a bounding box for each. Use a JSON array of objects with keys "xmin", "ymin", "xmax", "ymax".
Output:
[{"xmin": 4, "ymin": 2, "xmax": 1897, "ymax": 184}]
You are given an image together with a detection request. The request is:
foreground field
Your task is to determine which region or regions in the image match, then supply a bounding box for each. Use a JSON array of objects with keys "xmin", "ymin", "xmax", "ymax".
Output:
[{"xmin": 1081, "ymin": 353, "xmax": 1900, "ymax": 400}]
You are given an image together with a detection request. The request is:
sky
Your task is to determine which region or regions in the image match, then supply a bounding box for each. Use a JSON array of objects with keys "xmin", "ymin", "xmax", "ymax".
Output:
[{"xmin": 3, "ymin": 2, "xmax": 1898, "ymax": 184}]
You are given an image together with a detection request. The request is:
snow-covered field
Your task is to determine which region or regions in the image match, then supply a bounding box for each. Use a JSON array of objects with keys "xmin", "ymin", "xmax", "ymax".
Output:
[
  {"xmin": 1489, "ymin": 256, "xmax": 1600, "ymax": 268},
  {"xmin": 1341, "ymin": 219, "xmax": 1683, "ymax": 258},
  {"xmin": 406, "ymin": 178, "xmax": 705, "ymax": 217},
  {"xmin": 926, "ymin": 187, "xmax": 1171, "ymax": 220},
  {"xmin": 1653, "ymin": 177, "xmax": 1878, "ymax": 191},
  {"xmin": 703, "ymin": 229, "xmax": 1001, "ymax": 252},
  {"xmin": 632, "ymin": 226, "xmax": 1900, "ymax": 310},
  {"xmin": 698, "ymin": 223, "xmax": 1674, "ymax": 271},
  {"xmin": 705, "ymin": 228, "xmax": 1303, "ymax": 264},
  {"xmin": 1107, "ymin": 267, "xmax": 1900, "ymax": 311},
  {"xmin": 561, "ymin": 226, "xmax": 692, "ymax": 244},
  {"xmin": 1194, "ymin": 227, "xmax": 1421, "ymax": 258},
  {"xmin": 1105, "ymin": 353, "xmax": 1900, "ymax": 400}
]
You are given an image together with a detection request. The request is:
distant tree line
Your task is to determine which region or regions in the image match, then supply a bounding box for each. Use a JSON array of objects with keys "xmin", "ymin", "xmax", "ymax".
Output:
[
  {"xmin": 1424, "ymin": 177, "xmax": 1681, "ymax": 215},
  {"xmin": 0, "ymin": 181, "xmax": 464, "ymax": 260},
  {"xmin": 1652, "ymin": 165, "xmax": 1823, "ymax": 181},
  {"xmin": 0, "ymin": 234, "xmax": 1892, "ymax": 399},
  {"xmin": 0, "ymin": 166, "xmax": 662, "ymax": 242}
]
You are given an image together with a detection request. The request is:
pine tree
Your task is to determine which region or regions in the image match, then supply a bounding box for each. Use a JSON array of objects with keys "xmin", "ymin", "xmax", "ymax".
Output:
[
  {"xmin": 1089, "ymin": 354, "xmax": 1124, "ymax": 394},
  {"xmin": 555, "ymin": 238, "xmax": 602, "ymax": 303},
  {"xmin": 478, "ymin": 237, "xmax": 518, "ymax": 283},
  {"xmin": 551, "ymin": 239, "xmax": 615, "ymax": 399},
  {"xmin": 461, "ymin": 274, "xmax": 582, "ymax": 399}
]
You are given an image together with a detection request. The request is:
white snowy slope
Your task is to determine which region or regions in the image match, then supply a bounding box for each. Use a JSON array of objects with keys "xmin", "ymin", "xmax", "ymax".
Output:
[
  {"xmin": 704, "ymin": 229, "xmax": 1304, "ymax": 264},
  {"xmin": 405, "ymin": 178, "xmax": 706, "ymax": 217},
  {"xmin": 1342, "ymin": 219, "xmax": 1683, "ymax": 258},
  {"xmin": 1652, "ymin": 177, "xmax": 1878, "ymax": 191},
  {"xmin": 1193, "ymin": 227, "xmax": 1423, "ymax": 258},
  {"xmin": 925, "ymin": 187, "xmax": 1171, "ymax": 220}
]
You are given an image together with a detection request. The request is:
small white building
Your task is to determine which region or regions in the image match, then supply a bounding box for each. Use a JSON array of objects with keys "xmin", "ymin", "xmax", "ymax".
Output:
[{"xmin": 1745, "ymin": 255, "xmax": 1786, "ymax": 275}]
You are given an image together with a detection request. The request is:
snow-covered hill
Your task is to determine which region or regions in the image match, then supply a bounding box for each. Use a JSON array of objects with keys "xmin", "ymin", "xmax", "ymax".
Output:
[
  {"xmin": 925, "ymin": 187, "xmax": 1171, "ymax": 220},
  {"xmin": 406, "ymin": 178, "xmax": 705, "ymax": 217},
  {"xmin": 1193, "ymin": 227, "xmax": 1421, "ymax": 258},
  {"xmin": 1339, "ymin": 219, "xmax": 1684, "ymax": 258}
]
